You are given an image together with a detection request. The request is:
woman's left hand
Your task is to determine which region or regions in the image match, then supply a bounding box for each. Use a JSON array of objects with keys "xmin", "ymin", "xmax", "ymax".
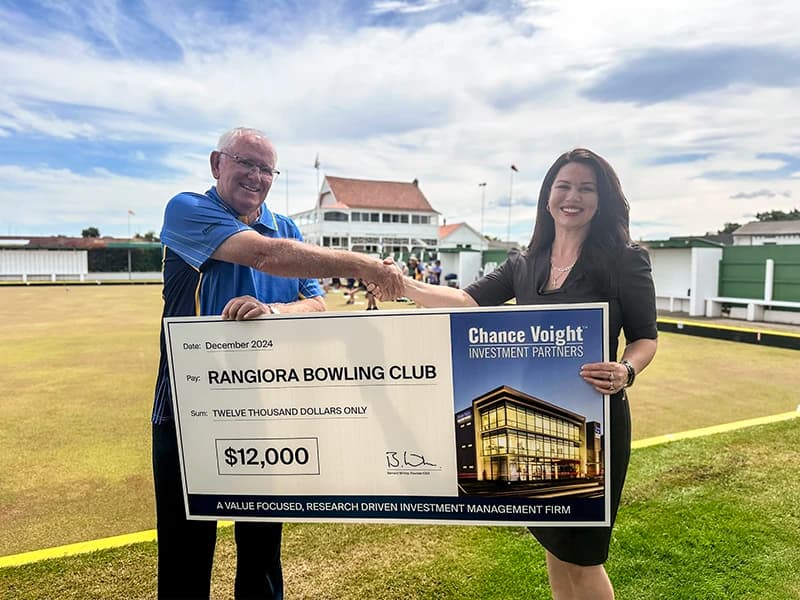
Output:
[{"xmin": 580, "ymin": 361, "xmax": 627, "ymax": 394}]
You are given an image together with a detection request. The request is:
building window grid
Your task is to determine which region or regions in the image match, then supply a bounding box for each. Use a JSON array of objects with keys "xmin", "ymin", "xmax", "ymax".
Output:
[
  {"xmin": 322, "ymin": 236, "xmax": 347, "ymax": 247},
  {"xmin": 381, "ymin": 213, "xmax": 411, "ymax": 224},
  {"xmin": 352, "ymin": 211, "xmax": 382, "ymax": 222},
  {"xmin": 481, "ymin": 404, "xmax": 579, "ymax": 440},
  {"xmin": 351, "ymin": 237, "xmax": 380, "ymax": 245},
  {"xmin": 478, "ymin": 404, "xmax": 581, "ymax": 462}
]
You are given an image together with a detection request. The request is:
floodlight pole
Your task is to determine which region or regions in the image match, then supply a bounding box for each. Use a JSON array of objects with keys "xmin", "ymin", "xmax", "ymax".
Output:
[{"xmin": 127, "ymin": 212, "xmax": 132, "ymax": 280}]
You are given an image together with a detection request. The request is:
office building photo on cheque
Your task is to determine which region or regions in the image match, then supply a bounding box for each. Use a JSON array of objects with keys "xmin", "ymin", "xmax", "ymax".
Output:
[{"xmin": 448, "ymin": 305, "xmax": 607, "ymax": 505}]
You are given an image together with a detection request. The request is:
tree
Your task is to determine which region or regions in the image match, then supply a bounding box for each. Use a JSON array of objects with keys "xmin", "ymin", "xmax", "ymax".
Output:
[
  {"xmin": 718, "ymin": 222, "xmax": 741, "ymax": 234},
  {"xmin": 134, "ymin": 230, "xmax": 160, "ymax": 242},
  {"xmin": 717, "ymin": 208, "xmax": 800, "ymax": 234},
  {"xmin": 82, "ymin": 226, "xmax": 100, "ymax": 238},
  {"xmin": 754, "ymin": 209, "xmax": 800, "ymax": 222}
]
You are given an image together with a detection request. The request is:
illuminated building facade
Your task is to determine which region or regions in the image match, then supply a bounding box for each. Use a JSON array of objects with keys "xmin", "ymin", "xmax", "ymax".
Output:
[{"xmin": 455, "ymin": 385, "xmax": 591, "ymax": 482}]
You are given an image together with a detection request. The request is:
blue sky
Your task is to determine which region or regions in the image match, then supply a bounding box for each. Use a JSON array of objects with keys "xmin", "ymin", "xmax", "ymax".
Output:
[{"xmin": 1, "ymin": 0, "xmax": 798, "ymax": 241}]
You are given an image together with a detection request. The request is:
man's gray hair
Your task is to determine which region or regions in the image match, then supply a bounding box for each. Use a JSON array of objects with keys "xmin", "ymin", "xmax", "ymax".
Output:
[{"xmin": 217, "ymin": 127, "xmax": 271, "ymax": 152}]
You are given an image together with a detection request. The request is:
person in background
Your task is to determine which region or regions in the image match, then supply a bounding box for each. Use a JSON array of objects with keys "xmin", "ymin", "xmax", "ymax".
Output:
[
  {"xmin": 429, "ymin": 259, "xmax": 442, "ymax": 285},
  {"xmin": 152, "ymin": 127, "xmax": 403, "ymax": 600},
  {"xmin": 406, "ymin": 255, "xmax": 424, "ymax": 281},
  {"xmin": 394, "ymin": 148, "xmax": 657, "ymax": 600}
]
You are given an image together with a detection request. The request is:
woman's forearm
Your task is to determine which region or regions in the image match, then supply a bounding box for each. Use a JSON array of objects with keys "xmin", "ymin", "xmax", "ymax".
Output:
[
  {"xmin": 403, "ymin": 278, "xmax": 478, "ymax": 308},
  {"xmin": 621, "ymin": 338, "xmax": 658, "ymax": 376}
]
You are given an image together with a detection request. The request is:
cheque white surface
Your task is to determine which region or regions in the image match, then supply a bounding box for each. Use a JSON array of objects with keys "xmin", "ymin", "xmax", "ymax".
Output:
[{"xmin": 166, "ymin": 313, "xmax": 458, "ymax": 497}]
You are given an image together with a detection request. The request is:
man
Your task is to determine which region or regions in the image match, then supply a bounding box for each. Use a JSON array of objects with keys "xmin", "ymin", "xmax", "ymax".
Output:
[
  {"xmin": 429, "ymin": 260, "xmax": 442, "ymax": 285},
  {"xmin": 152, "ymin": 127, "xmax": 403, "ymax": 599}
]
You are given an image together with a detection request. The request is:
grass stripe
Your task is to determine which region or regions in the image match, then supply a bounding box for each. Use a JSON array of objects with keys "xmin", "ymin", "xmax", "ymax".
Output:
[
  {"xmin": 3, "ymin": 409, "xmax": 798, "ymax": 569},
  {"xmin": 0, "ymin": 522, "xmax": 232, "ymax": 569},
  {"xmin": 630, "ymin": 409, "xmax": 799, "ymax": 449}
]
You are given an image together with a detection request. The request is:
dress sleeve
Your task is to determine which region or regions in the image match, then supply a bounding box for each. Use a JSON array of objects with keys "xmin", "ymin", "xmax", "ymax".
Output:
[
  {"xmin": 463, "ymin": 254, "xmax": 519, "ymax": 306},
  {"xmin": 619, "ymin": 245, "xmax": 658, "ymax": 342},
  {"xmin": 160, "ymin": 192, "xmax": 249, "ymax": 269}
]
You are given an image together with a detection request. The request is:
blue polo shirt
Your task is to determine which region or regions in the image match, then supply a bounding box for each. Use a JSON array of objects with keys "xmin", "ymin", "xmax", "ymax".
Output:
[{"xmin": 151, "ymin": 186, "xmax": 323, "ymax": 424}]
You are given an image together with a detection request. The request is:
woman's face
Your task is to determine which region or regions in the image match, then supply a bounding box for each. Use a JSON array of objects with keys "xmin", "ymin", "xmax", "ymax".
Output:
[{"xmin": 547, "ymin": 162, "xmax": 599, "ymax": 236}]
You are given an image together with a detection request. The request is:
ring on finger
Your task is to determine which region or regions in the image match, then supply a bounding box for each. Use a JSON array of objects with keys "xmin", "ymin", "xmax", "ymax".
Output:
[
  {"xmin": 608, "ymin": 381, "xmax": 613, "ymax": 390},
  {"xmin": 608, "ymin": 372, "xmax": 613, "ymax": 381}
]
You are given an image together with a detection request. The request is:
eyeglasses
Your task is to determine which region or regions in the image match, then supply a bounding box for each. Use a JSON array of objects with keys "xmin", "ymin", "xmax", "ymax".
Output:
[{"xmin": 218, "ymin": 151, "xmax": 280, "ymax": 178}]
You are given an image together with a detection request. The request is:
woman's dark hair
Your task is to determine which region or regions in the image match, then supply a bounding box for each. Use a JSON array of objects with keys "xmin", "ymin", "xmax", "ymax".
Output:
[{"xmin": 527, "ymin": 148, "xmax": 632, "ymax": 292}]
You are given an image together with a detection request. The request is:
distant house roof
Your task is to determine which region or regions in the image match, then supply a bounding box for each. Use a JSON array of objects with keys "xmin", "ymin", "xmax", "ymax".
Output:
[
  {"xmin": 0, "ymin": 236, "xmax": 160, "ymax": 250},
  {"xmin": 439, "ymin": 222, "xmax": 483, "ymax": 240},
  {"xmin": 644, "ymin": 236, "xmax": 725, "ymax": 249},
  {"xmin": 439, "ymin": 223, "xmax": 462, "ymax": 239},
  {"xmin": 487, "ymin": 239, "xmax": 522, "ymax": 252},
  {"xmin": 733, "ymin": 220, "xmax": 800, "ymax": 236},
  {"xmin": 700, "ymin": 232, "xmax": 734, "ymax": 245},
  {"xmin": 324, "ymin": 176, "xmax": 438, "ymax": 212}
]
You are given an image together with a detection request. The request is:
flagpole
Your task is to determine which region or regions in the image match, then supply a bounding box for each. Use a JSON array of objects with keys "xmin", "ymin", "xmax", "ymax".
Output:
[
  {"xmin": 314, "ymin": 154, "xmax": 321, "ymax": 246},
  {"xmin": 507, "ymin": 166, "xmax": 515, "ymax": 243},
  {"xmin": 315, "ymin": 158, "xmax": 320, "ymax": 196}
]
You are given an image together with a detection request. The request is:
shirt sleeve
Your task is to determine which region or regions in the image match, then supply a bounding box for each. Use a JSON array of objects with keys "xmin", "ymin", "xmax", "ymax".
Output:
[
  {"xmin": 619, "ymin": 245, "xmax": 658, "ymax": 342},
  {"xmin": 160, "ymin": 192, "xmax": 249, "ymax": 269},
  {"xmin": 463, "ymin": 254, "xmax": 519, "ymax": 306}
]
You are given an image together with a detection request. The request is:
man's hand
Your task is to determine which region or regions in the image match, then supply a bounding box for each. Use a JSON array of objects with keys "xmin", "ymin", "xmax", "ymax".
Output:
[
  {"xmin": 221, "ymin": 295, "xmax": 271, "ymax": 320},
  {"xmin": 362, "ymin": 258, "xmax": 404, "ymax": 300}
]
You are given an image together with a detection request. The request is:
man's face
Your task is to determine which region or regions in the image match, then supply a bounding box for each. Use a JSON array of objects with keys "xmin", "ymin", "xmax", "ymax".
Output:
[{"xmin": 210, "ymin": 134, "xmax": 277, "ymax": 217}]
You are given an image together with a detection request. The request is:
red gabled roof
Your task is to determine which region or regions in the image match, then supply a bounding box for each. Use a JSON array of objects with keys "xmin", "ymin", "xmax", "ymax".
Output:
[
  {"xmin": 439, "ymin": 223, "xmax": 462, "ymax": 239},
  {"xmin": 325, "ymin": 176, "xmax": 437, "ymax": 212}
]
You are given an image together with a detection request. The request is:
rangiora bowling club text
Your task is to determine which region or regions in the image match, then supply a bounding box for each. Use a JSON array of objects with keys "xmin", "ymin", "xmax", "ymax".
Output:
[{"xmin": 207, "ymin": 364, "xmax": 437, "ymax": 385}]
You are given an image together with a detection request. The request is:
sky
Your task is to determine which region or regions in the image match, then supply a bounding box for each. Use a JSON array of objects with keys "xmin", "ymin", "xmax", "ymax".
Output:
[{"xmin": 1, "ymin": 0, "xmax": 799, "ymax": 244}]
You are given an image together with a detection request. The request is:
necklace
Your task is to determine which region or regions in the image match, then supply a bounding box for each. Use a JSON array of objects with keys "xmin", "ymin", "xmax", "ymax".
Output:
[{"xmin": 550, "ymin": 259, "xmax": 575, "ymax": 288}]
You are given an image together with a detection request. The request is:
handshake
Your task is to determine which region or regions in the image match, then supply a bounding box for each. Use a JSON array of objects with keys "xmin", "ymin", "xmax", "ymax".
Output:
[{"xmin": 361, "ymin": 257, "xmax": 405, "ymax": 302}]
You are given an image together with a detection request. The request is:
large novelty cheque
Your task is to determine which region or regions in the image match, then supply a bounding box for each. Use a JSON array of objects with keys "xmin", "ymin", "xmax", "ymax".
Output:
[{"xmin": 164, "ymin": 303, "xmax": 610, "ymax": 526}]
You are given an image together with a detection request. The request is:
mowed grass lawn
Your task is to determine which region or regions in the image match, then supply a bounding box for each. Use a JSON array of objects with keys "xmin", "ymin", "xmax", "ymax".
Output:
[
  {"xmin": 3, "ymin": 420, "xmax": 799, "ymax": 599},
  {"xmin": 1, "ymin": 284, "xmax": 799, "ymax": 599}
]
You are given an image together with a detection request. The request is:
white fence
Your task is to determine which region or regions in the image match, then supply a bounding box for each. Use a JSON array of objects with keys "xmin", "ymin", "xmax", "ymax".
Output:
[{"xmin": 1, "ymin": 271, "xmax": 162, "ymax": 283}]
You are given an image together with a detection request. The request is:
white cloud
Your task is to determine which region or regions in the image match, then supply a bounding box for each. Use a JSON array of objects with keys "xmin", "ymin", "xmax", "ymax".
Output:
[
  {"xmin": 0, "ymin": 164, "xmax": 199, "ymax": 236},
  {"xmin": 369, "ymin": 0, "xmax": 455, "ymax": 15},
  {"xmin": 0, "ymin": 1, "xmax": 798, "ymax": 242}
]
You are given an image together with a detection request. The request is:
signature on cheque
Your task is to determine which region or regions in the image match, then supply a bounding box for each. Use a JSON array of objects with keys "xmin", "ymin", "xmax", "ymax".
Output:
[{"xmin": 385, "ymin": 450, "xmax": 439, "ymax": 470}]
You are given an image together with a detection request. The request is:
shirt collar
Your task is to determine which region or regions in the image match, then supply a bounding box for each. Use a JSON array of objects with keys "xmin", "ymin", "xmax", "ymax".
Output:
[{"xmin": 206, "ymin": 186, "xmax": 278, "ymax": 232}]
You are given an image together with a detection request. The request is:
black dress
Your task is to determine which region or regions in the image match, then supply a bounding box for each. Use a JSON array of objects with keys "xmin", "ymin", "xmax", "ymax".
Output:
[{"xmin": 464, "ymin": 245, "xmax": 657, "ymax": 566}]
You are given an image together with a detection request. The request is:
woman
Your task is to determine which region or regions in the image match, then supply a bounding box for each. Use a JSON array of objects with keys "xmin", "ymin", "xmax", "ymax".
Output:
[{"xmin": 399, "ymin": 148, "xmax": 657, "ymax": 599}]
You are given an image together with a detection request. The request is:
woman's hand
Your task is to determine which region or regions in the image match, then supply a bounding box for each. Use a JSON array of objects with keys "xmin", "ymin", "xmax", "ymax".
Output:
[{"xmin": 580, "ymin": 361, "xmax": 628, "ymax": 394}]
